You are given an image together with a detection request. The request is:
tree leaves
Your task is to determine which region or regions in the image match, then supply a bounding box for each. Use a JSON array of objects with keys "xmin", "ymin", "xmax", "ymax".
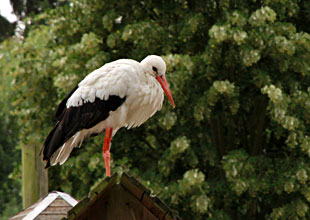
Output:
[{"xmin": 2, "ymin": 0, "xmax": 310, "ymax": 219}]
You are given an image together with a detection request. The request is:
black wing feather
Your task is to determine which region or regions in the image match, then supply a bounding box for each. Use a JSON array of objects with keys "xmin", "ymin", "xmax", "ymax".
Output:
[
  {"xmin": 55, "ymin": 85, "xmax": 78, "ymax": 120},
  {"xmin": 43, "ymin": 95, "xmax": 126, "ymax": 167}
]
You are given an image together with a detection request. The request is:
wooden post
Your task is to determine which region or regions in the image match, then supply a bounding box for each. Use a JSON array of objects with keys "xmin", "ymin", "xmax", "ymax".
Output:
[{"xmin": 22, "ymin": 142, "xmax": 48, "ymax": 208}]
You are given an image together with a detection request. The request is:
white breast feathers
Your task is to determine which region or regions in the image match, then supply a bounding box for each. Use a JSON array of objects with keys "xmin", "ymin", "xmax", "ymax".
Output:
[{"xmin": 66, "ymin": 59, "xmax": 164, "ymax": 129}]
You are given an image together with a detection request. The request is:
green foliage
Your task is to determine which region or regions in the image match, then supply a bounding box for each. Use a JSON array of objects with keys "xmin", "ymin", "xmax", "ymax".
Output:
[
  {"xmin": 1, "ymin": 0, "xmax": 310, "ymax": 219},
  {"xmin": 0, "ymin": 0, "xmax": 64, "ymax": 42},
  {"xmin": 0, "ymin": 40, "xmax": 22, "ymax": 219}
]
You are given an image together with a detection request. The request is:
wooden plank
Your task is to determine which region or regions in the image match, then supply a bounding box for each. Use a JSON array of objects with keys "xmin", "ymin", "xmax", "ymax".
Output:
[
  {"xmin": 8, "ymin": 216, "xmax": 24, "ymax": 220},
  {"xmin": 141, "ymin": 193, "xmax": 182, "ymax": 220},
  {"xmin": 75, "ymin": 184, "xmax": 158, "ymax": 220},
  {"xmin": 67, "ymin": 174, "xmax": 118, "ymax": 220},
  {"xmin": 65, "ymin": 173, "xmax": 182, "ymax": 220},
  {"xmin": 9, "ymin": 207, "xmax": 33, "ymax": 219},
  {"xmin": 23, "ymin": 192, "xmax": 59, "ymax": 220},
  {"xmin": 141, "ymin": 194, "xmax": 166, "ymax": 220},
  {"xmin": 120, "ymin": 173, "xmax": 180, "ymax": 219},
  {"xmin": 42, "ymin": 206, "xmax": 73, "ymax": 214},
  {"xmin": 22, "ymin": 143, "xmax": 48, "ymax": 209},
  {"xmin": 120, "ymin": 173, "xmax": 182, "ymax": 220},
  {"xmin": 49, "ymin": 198, "xmax": 71, "ymax": 207},
  {"xmin": 22, "ymin": 144, "xmax": 39, "ymax": 209},
  {"xmin": 120, "ymin": 173, "xmax": 150, "ymax": 201},
  {"xmin": 56, "ymin": 191, "xmax": 78, "ymax": 206},
  {"xmin": 88, "ymin": 173, "xmax": 118, "ymax": 201},
  {"xmin": 36, "ymin": 214, "xmax": 67, "ymax": 220},
  {"xmin": 8, "ymin": 200, "xmax": 42, "ymax": 220},
  {"xmin": 67, "ymin": 197, "xmax": 90, "ymax": 220}
]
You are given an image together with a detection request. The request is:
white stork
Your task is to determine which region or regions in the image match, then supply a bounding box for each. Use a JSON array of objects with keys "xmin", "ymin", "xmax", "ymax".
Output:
[{"xmin": 42, "ymin": 55, "xmax": 175, "ymax": 176}]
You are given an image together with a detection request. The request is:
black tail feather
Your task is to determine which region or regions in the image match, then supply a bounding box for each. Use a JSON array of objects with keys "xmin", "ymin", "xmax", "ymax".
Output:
[
  {"xmin": 42, "ymin": 121, "xmax": 65, "ymax": 166},
  {"xmin": 42, "ymin": 95, "xmax": 126, "ymax": 167}
]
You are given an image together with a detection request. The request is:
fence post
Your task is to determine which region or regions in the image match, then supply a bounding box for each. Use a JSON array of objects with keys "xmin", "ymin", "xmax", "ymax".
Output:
[{"xmin": 22, "ymin": 142, "xmax": 48, "ymax": 208}]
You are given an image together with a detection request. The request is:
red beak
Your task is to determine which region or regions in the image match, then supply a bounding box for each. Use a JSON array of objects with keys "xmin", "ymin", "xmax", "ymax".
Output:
[{"xmin": 156, "ymin": 75, "xmax": 175, "ymax": 108}]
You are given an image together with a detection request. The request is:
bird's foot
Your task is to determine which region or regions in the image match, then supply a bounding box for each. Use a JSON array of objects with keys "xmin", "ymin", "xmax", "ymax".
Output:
[{"xmin": 102, "ymin": 150, "xmax": 111, "ymax": 177}]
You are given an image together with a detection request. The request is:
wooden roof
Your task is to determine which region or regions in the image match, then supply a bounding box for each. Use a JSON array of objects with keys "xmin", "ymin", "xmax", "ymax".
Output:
[
  {"xmin": 66, "ymin": 173, "xmax": 181, "ymax": 220},
  {"xmin": 9, "ymin": 191, "xmax": 78, "ymax": 220}
]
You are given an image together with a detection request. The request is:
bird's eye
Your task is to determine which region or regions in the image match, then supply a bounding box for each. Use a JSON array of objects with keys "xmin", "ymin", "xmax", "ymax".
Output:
[{"xmin": 152, "ymin": 66, "xmax": 158, "ymax": 73}]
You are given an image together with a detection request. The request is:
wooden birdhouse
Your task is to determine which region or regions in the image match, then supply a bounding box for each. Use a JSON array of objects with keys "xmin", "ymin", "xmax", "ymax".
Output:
[
  {"xmin": 66, "ymin": 173, "xmax": 181, "ymax": 220},
  {"xmin": 9, "ymin": 191, "xmax": 78, "ymax": 220},
  {"xmin": 9, "ymin": 173, "xmax": 180, "ymax": 220}
]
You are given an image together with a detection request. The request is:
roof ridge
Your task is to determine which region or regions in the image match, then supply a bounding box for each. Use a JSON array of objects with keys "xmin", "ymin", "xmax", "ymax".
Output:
[
  {"xmin": 22, "ymin": 192, "xmax": 59, "ymax": 220},
  {"xmin": 66, "ymin": 173, "xmax": 182, "ymax": 220},
  {"xmin": 55, "ymin": 191, "xmax": 78, "ymax": 206},
  {"xmin": 20, "ymin": 191, "xmax": 78, "ymax": 220}
]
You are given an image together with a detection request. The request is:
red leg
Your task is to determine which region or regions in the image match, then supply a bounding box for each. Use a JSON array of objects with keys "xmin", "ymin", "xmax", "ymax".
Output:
[{"xmin": 102, "ymin": 128, "xmax": 113, "ymax": 177}]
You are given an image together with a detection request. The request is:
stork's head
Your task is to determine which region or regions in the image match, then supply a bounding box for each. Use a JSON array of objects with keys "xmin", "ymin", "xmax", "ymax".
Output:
[{"xmin": 141, "ymin": 55, "xmax": 175, "ymax": 108}]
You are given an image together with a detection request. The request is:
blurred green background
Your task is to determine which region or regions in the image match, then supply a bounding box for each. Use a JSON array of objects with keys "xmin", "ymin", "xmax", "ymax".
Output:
[{"xmin": 1, "ymin": 0, "xmax": 310, "ymax": 219}]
